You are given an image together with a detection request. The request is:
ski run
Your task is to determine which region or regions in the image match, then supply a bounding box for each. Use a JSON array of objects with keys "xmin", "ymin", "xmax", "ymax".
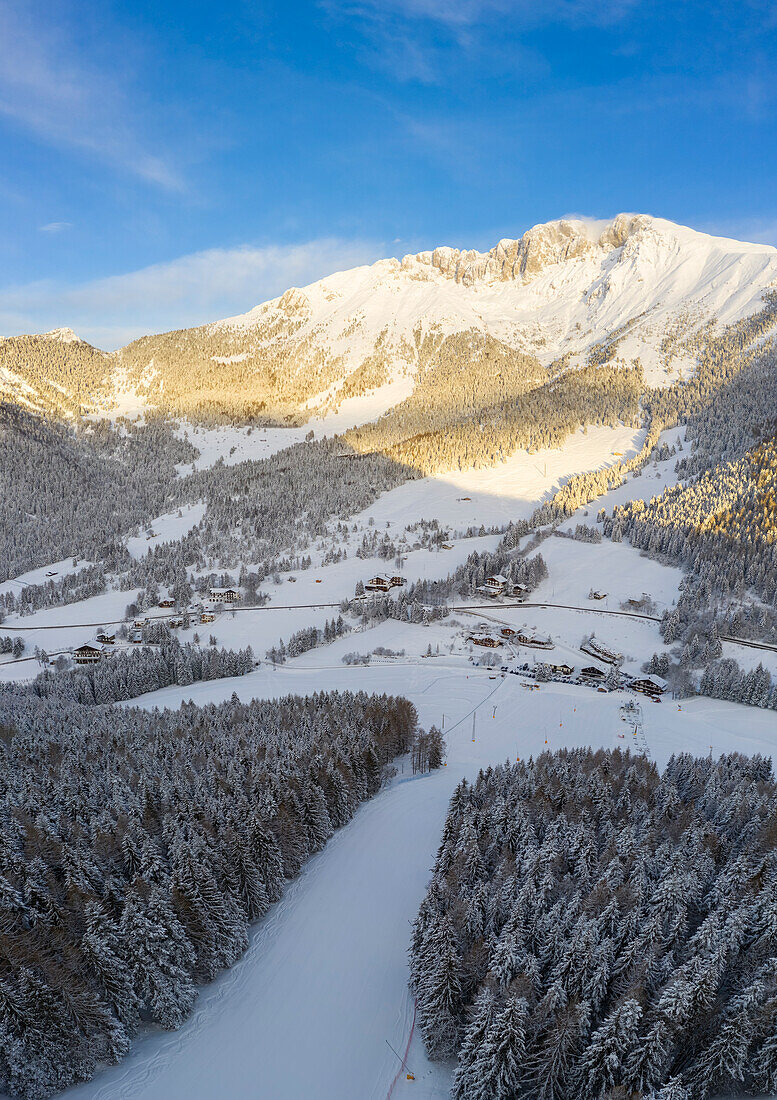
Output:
[{"xmin": 56, "ymin": 661, "xmax": 775, "ymax": 1100}]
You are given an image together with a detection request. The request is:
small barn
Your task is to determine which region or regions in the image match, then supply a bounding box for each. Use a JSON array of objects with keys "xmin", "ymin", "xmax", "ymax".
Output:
[
  {"xmin": 516, "ymin": 630, "xmax": 554, "ymax": 650},
  {"xmin": 467, "ymin": 634, "xmax": 502, "ymax": 648}
]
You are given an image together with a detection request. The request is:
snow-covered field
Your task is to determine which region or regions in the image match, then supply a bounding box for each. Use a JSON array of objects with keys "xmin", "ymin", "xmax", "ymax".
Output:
[
  {"xmin": 62, "ymin": 660, "xmax": 776, "ymax": 1100},
  {"xmin": 125, "ymin": 503, "xmax": 205, "ymax": 557},
  {"xmin": 357, "ymin": 424, "xmax": 643, "ymax": 530},
  {"xmin": 0, "ymin": 556, "xmax": 92, "ymax": 599},
  {"xmin": 173, "ymin": 423, "xmax": 310, "ymax": 473},
  {"xmin": 531, "ymin": 534, "xmax": 681, "ymax": 611},
  {"xmin": 171, "ymin": 375, "xmax": 415, "ymax": 474}
]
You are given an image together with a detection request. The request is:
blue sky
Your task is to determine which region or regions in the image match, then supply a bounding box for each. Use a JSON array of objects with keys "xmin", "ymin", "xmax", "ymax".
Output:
[{"xmin": 1, "ymin": 0, "xmax": 776, "ymax": 347}]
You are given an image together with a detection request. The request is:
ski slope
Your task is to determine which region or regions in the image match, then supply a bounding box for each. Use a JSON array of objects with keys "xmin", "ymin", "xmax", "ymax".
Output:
[{"xmin": 62, "ymin": 661, "xmax": 777, "ymax": 1100}]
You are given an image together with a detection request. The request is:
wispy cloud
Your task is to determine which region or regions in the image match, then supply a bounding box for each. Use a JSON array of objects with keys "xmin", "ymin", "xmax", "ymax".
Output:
[
  {"xmin": 38, "ymin": 221, "xmax": 72, "ymax": 234},
  {"xmin": 0, "ymin": 0, "xmax": 182, "ymax": 190},
  {"xmin": 323, "ymin": 0, "xmax": 638, "ymax": 83},
  {"xmin": 0, "ymin": 238, "xmax": 384, "ymax": 350},
  {"xmin": 336, "ymin": 0, "xmax": 637, "ymax": 28}
]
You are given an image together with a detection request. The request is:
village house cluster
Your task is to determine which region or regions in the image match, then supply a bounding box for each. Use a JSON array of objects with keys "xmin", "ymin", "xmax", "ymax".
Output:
[
  {"xmin": 498, "ymin": 658, "xmax": 669, "ymax": 699},
  {"xmin": 465, "ymin": 626, "xmax": 668, "ymax": 701},
  {"xmin": 466, "ymin": 624, "xmax": 553, "ymax": 650},
  {"xmin": 476, "ymin": 574, "xmax": 529, "ymax": 600},
  {"xmin": 71, "ymin": 586, "xmax": 243, "ymax": 664}
]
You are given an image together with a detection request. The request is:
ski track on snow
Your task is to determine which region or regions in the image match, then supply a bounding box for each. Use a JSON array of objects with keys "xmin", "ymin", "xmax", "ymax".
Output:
[{"xmin": 59, "ymin": 662, "xmax": 777, "ymax": 1100}]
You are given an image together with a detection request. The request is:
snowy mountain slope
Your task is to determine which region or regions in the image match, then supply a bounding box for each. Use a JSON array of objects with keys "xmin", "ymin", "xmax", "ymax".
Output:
[
  {"xmin": 205, "ymin": 214, "xmax": 777, "ymax": 409},
  {"xmin": 5, "ymin": 212, "xmax": 777, "ymax": 1100},
  {"xmin": 220, "ymin": 214, "xmax": 777, "ymax": 363},
  {"xmin": 4, "ymin": 215, "xmax": 777, "ymax": 423}
]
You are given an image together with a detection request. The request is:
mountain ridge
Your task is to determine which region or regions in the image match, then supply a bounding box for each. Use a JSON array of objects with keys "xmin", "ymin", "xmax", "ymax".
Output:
[{"xmin": 2, "ymin": 213, "xmax": 776, "ymax": 423}]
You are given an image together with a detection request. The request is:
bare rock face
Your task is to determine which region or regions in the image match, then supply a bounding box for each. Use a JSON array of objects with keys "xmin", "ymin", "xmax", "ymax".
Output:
[
  {"xmin": 402, "ymin": 214, "xmax": 654, "ymax": 286},
  {"xmin": 597, "ymin": 213, "xmax": 653, "ymax": 250},
  {"xmin": 513, "ymin": 219, "xmax": 596, "ymax": 278}
]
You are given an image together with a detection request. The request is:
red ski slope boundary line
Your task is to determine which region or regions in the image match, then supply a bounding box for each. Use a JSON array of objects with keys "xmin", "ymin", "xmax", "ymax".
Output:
[{"xmin": 386, "ymin": 998, "xmax": 417, "ymax": 1099}]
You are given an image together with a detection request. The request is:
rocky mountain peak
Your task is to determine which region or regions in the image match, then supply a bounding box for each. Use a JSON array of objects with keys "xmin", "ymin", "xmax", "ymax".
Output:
[
  {"xmin": 40, "ymin": 327, "xmax": 82, "ymax": 344},
  {"xmin": 401, "ymin": 213, "xmax": 661, "ymax": 287}
]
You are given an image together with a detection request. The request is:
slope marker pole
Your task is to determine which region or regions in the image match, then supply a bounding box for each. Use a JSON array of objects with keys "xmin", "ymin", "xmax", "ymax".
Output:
[{"xmin": 385, "ymin": 1038, "xmax": 415, "ymax": 1079}]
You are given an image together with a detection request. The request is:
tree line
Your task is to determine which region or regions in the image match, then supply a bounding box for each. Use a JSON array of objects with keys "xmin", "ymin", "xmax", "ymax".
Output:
[{"xmin": 14, "ymin": 639, "xmax": 255, "ymax": 707}]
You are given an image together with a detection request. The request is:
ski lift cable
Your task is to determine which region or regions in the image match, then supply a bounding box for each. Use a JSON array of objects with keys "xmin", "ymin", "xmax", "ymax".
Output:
[{"xmin": 444, "ymin": 676, "xmax": 506, "ymax": 737}]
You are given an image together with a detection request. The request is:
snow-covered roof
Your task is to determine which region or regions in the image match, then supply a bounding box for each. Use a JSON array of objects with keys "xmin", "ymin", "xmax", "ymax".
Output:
[
  {"xmin": 640, "ymin": 674, "xmax": 668, "ymax": 689},
  {"xmin": 486, "ymin": 574, "xmax": 508, "ymax": 583}
]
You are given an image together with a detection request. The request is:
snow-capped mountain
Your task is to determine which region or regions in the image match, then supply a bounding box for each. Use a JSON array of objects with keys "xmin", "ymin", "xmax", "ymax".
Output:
[{"xmin": 2, "ymin": 214, "xmax": 776, "ymax": 421}]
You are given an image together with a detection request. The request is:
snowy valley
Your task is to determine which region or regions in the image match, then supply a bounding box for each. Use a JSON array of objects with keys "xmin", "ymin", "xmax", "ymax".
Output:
[{"xmin": 1, "ymin": 215, "xmax": 777, "ymax": 1100}]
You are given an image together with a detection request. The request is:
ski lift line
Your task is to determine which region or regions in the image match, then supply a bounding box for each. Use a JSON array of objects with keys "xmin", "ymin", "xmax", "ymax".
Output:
[
  {"xmin": 443, "ymin": 676, "xmax": 507, "ymax": 738},
  {"xmin": 621, "ymin": 699, "xmax": 651, "ymax": 760},
  {"xmin": 385, "ymin": 999, "xmax": 418, "ymax": 1099}
]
